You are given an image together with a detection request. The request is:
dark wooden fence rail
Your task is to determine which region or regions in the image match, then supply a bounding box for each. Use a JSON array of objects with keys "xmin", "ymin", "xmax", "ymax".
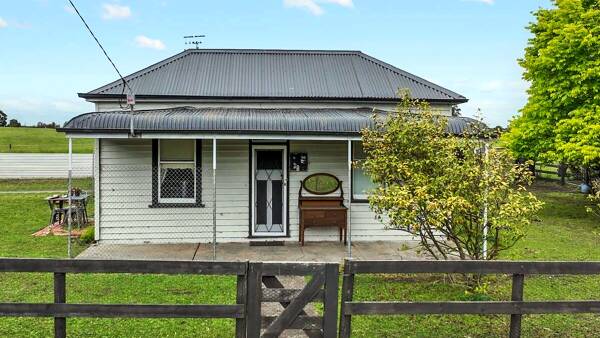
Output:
[
  {"xmin": 0, "ymin": 259, "xmax": 249, "ymax": 338},
  {"xmin": 339, "ymin": 260, "xmax": 600, "ymax": 338},
  {"xmin": 534, "ymin": 163, "xmax": 569, "ymax": 184},
  {"xmin": 4, "ymin": 259, "xmax": 600, "ymax": 337},
  {"xmin": 0, "ymin": 259, "xmax": 340, "ymax": 338}
]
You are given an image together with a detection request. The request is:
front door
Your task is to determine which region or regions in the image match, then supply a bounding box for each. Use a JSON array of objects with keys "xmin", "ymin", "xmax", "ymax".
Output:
[{"xmin": 251, "ymin": 145, "xmax": 287, "ymax": 237}]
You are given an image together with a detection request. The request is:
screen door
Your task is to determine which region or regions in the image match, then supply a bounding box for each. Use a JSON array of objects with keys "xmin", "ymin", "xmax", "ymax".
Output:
[{"xmin": 252, "ymin": 146, "xmax": 287, "ymax": 236}]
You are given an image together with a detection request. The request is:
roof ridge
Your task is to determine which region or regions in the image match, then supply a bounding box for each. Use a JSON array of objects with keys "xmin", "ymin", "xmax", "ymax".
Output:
[{"xmin": 185, "ymin": 48, "xmax": 363, "ymax": 54}]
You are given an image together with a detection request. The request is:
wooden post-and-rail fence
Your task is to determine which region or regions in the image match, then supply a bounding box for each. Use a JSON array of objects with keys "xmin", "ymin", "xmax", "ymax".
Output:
[
  {"xmin": 2, "ymin": 259, "xmax": 600, "ymax": 337},
  {"xmin": 0, "ymin": 259, "xmax": 339, "ymax": 338},
  {"xmin": 0, "ymin": 259, "xmax": 249, "ymax": 338},
  {"xmin": 339, "ymin": 260, "xmax": 600, "ymax": 338}
]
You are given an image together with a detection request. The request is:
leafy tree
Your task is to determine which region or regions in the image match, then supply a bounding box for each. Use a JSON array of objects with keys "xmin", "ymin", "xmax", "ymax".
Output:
[
  {"xmin": 0, "ymin": 110, "xmax": 6, "ymax": 127},
  {"xmin": 361, "ymin": 97, "xmax": 543, "ymax": 262},
  {"xmin": 503, "ymin": 0, "xmax": 600, "ymax": 166},
  {"xmin": 8, "ymin": 119, "xmax": 21, "ymax": 127}
]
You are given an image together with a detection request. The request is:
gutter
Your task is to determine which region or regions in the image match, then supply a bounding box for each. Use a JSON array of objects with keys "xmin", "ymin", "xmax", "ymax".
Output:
[{"xmin": 77, "ymin": 93, "xmax": 469, "ymax": 104}]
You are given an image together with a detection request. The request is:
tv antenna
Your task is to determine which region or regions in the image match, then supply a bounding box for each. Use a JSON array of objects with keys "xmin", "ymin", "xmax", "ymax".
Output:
[{"xmin": 184, "ymin": 35, "xmax": 205, "ymax": 49}]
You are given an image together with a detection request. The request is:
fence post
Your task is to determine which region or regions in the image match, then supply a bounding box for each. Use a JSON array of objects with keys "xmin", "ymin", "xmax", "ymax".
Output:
[
  {"xmin": 246, "ymin": 262, "xmax": 262, "ymax": 338},
  {"xmin": 558, "ymin": 164, "xmax": 567, "ymax": 185},
  {"xmin": 54, "ymin": 272, "xmax": 66, "ymax": 338},
  {"xmin": 509, "ymin": 273, "xmax": 524, "ymax": 338},
  {"xmin": 235, "ymin": 261, "xmax": 248, "ymax": 338},
  {"xmin": 339, "ymin": 259, "xmax": 354, "ymax": 338},
  {"xmin": 322, "ymin": 263, "xmax": 339, "ymax": 338}
]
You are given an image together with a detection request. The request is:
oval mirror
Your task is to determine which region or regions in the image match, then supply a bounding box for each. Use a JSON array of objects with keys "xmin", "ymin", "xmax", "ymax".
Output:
[{"xmin": 302, "ymin": 173, "xmax": 340, "ymax": 195}]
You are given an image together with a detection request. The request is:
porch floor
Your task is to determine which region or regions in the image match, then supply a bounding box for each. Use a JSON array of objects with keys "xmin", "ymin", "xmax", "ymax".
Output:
[{"xmin": 76, "ymin": 240, "xmax": 426, "ymax": 261}]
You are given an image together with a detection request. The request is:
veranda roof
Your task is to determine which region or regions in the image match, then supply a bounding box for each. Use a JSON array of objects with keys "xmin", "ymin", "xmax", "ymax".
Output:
[{"xmin": 59, "ymin": 107, "xmax": 482, "ymax": 136}]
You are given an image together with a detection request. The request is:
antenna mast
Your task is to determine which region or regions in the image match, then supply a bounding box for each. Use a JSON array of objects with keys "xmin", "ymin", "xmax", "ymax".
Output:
[{"xmin": 184, "ymin": 35, "xmax": 206, "ymax": 49}]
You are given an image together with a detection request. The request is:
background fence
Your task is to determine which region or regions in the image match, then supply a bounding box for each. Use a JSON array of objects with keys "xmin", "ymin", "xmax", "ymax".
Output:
[
  {"xmin": 0, "ymin": 153, "xmax": 92, "ymax": 179},
  {"xmin": 533, "ymin": 162, "xmax": 600, "ymax": 185}
]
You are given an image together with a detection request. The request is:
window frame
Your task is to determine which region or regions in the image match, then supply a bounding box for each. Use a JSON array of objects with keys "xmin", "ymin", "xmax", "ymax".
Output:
[
  {"xmin": 351, "ymin": 141, "xmax": 376, "ymax": 203},
  {"xmin": 150, "ymin": 139, "xmax": 203, "ymax": 208}
]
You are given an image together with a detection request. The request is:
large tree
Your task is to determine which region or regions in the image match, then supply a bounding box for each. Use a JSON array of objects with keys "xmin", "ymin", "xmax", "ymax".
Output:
[
  {"xmin": 361, "ymin": 97, "xmax": 543, "ymax": 262},
  {"xmin": 503, "ymin": 0, "xmax": 600, "ymax": 165},
  {"xmin": 0, "ymin": 110, "xmax": 6, "ymax": 127}
]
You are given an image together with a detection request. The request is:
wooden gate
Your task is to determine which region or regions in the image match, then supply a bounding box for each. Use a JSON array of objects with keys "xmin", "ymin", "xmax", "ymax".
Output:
[{"xmin": 246, "ymin": 262, "xmax": 339, "ymax": 338}]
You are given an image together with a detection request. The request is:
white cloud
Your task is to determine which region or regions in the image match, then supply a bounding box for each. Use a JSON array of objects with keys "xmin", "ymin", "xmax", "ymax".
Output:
[
  {"xmin": 462, "ymin": 0, "xmax": 495, "ymax": 4},
  {"xmin": 135, "ymin": 35, "xmax": 166, "ymax": 50},
  {"xmin": 324, "ymin": 0, "xmax": 353, "ymax": 7},
  {"xmin": 0, "ymin": 97, "xmax": 92, "ymax": 125},
  {"xmin": 102, "ymin": 3, "xmax": 131, "ymax": 20},
  {"xmin": 64, "ymin": 5, "xmax": 76, "ymax": 14},
  {"xmin": 285, "ymin": 0, "xmax": 324, "ymax": 15},
  {"xmin": 284, "ymin": 0, "xmax": 353, "ymax": 16},
  {"xmin": 0, "ymin": 17, "xmax": 8, "ymax": 28}
]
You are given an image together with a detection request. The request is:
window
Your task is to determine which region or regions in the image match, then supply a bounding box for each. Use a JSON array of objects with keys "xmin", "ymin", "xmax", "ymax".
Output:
[
  {"xmin": 151, "ymin": 139, "xmax": 202, "ymax": 207},
  {"xmin": 352, "ymin": 141, "xmax": 377, "ymax": 201}
]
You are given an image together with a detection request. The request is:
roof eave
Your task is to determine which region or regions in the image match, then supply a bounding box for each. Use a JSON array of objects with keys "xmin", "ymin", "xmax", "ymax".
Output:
[
  {"xmin": 77, "ymin": 93, "xmax": 468, "ymax": 104},
  {"xmin": 56, "ymin": 127, "xmax": 362, "ymax": 136}
]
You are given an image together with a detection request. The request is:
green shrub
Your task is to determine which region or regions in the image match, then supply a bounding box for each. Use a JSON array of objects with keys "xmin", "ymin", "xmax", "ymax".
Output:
[{"xmin": 79, "ymin": 226, "xmax": 95, "ymax": 244}]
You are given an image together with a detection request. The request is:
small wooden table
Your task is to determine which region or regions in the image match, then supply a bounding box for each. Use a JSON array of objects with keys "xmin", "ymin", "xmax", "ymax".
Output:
[
  {"xmin": 298, "ymin": 173, "xmax": 348, "ymax": 246},
  {"xmin": 46, "ymin": 193, "xmax": 89, "ymax": 227}
]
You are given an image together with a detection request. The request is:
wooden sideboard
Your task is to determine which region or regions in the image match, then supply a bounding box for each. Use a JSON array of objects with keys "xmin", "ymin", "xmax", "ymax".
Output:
[{"xmin": 298, "ymin": 173, "xmax": 348, "ymax": 246}]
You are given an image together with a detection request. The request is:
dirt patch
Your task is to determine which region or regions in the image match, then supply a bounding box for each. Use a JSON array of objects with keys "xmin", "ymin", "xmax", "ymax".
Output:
[
  {"xmin": 32, "ymin": 222, "xmax": 85, "ymax": 237},
  {"xmin": 530, "ymin": 179, "xmax": 580, "ymax": 194}
]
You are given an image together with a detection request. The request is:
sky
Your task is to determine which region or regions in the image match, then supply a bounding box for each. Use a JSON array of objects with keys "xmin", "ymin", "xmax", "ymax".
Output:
[{"xmin": 0, "ymin": 0, "xmax": 552, "ymax": 127}]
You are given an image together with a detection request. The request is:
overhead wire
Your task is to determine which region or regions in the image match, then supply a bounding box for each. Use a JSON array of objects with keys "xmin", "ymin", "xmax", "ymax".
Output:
[{"xmin": 67, "ymin": 0, "xmax": 132, "ymax": 109}]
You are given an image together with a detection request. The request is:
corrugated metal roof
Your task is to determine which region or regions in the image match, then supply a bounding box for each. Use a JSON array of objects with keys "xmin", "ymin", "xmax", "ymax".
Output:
[
  {"xmin": 60, "ymin": 107, "xmax": 482, "ymax": 136},
  {"xmin": 81, "ymin": 49, "xmax": 467, "ymax": 102}
]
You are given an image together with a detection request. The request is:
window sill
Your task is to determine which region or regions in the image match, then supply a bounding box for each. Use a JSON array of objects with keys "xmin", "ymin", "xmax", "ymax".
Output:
[
  {"xmin": 351, "ymin": 198, "xmax": 369, "ymax": 203},
  {"xmin": 149, "ymin": 202, "xmax": 205, "ymax": 208}
]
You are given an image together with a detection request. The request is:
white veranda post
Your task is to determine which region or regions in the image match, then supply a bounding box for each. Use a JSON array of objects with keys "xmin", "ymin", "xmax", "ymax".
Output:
[
  {"xmin": 212, "ymin": 138, "xmax": 217, "ymax": 260},
  {"xmin": 67, "ymin": 137, "xmax": 73, "ymax": 258},
  {"xmin": 347, "ymin": 139, "xmax": 352, "ymax": 258},
  {"xmin": 482, "ymin": 143, "xmax": 489, "ymax": 259}
]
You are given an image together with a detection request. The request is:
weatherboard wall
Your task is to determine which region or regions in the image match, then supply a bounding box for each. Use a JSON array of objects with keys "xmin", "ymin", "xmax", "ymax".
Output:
[{"xmin": 96, "ymin": 138, "xmax": 414, "ymax": 244}]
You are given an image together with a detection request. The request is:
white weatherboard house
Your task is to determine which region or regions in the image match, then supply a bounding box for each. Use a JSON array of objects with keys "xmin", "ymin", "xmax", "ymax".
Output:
[{"xmin": 60, "ymin": 49, "xmax": 471, "ymax": 245}]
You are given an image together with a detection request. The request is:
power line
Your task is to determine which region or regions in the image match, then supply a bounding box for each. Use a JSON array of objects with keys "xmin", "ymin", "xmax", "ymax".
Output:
[{"xmin": 67, "ymin": 0, "xmax": 132, "ymax": 94}]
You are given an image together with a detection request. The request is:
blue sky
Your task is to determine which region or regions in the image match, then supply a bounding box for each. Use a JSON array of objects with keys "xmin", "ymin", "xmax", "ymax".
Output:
[{"xmin": 0, "ymin": 0, "xmax": 550, "ymax": 126}]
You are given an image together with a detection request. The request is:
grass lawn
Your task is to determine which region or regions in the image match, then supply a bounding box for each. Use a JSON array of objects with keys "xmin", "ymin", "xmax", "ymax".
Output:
[
  {"xmin": 0, "ymin": 127, "xmax": 93, "ymax": 153},
  {"xmin": 0, "ymin": 179, "xmax": 599, "ymax": 336},
  {"xmin": 0, "ymin": 178, "xmax": 93, "ymax": 192}
]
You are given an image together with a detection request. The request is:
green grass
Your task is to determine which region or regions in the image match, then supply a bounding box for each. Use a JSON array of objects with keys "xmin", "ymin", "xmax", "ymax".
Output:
[
  {"xmin": 0, "ymin": 179, "xmax": 599, "ymax": 336},
  {"xmin": 0, "ymin": 127, "xmax": 93, "ymax": 153},
  {"xmin": 0, "ymin": 178, "xmax": 93, "ymax": 192}
]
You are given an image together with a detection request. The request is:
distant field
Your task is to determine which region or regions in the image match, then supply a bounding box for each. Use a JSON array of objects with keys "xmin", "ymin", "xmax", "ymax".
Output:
[{"xmin": 0, "ymin": 127, "xmax": 93, "ymax": 153}]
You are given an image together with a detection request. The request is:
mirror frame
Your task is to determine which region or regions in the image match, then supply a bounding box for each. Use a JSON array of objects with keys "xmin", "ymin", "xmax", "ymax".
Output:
[{"xmin": 302, "ymin": 173, "xmax": 341, "ymax": 195}]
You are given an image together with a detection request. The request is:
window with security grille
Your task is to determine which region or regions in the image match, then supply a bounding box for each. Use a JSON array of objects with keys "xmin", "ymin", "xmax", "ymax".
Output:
[{"xmin": 158, "ymin": 139, "xmax": 196, "ymax": 203}]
